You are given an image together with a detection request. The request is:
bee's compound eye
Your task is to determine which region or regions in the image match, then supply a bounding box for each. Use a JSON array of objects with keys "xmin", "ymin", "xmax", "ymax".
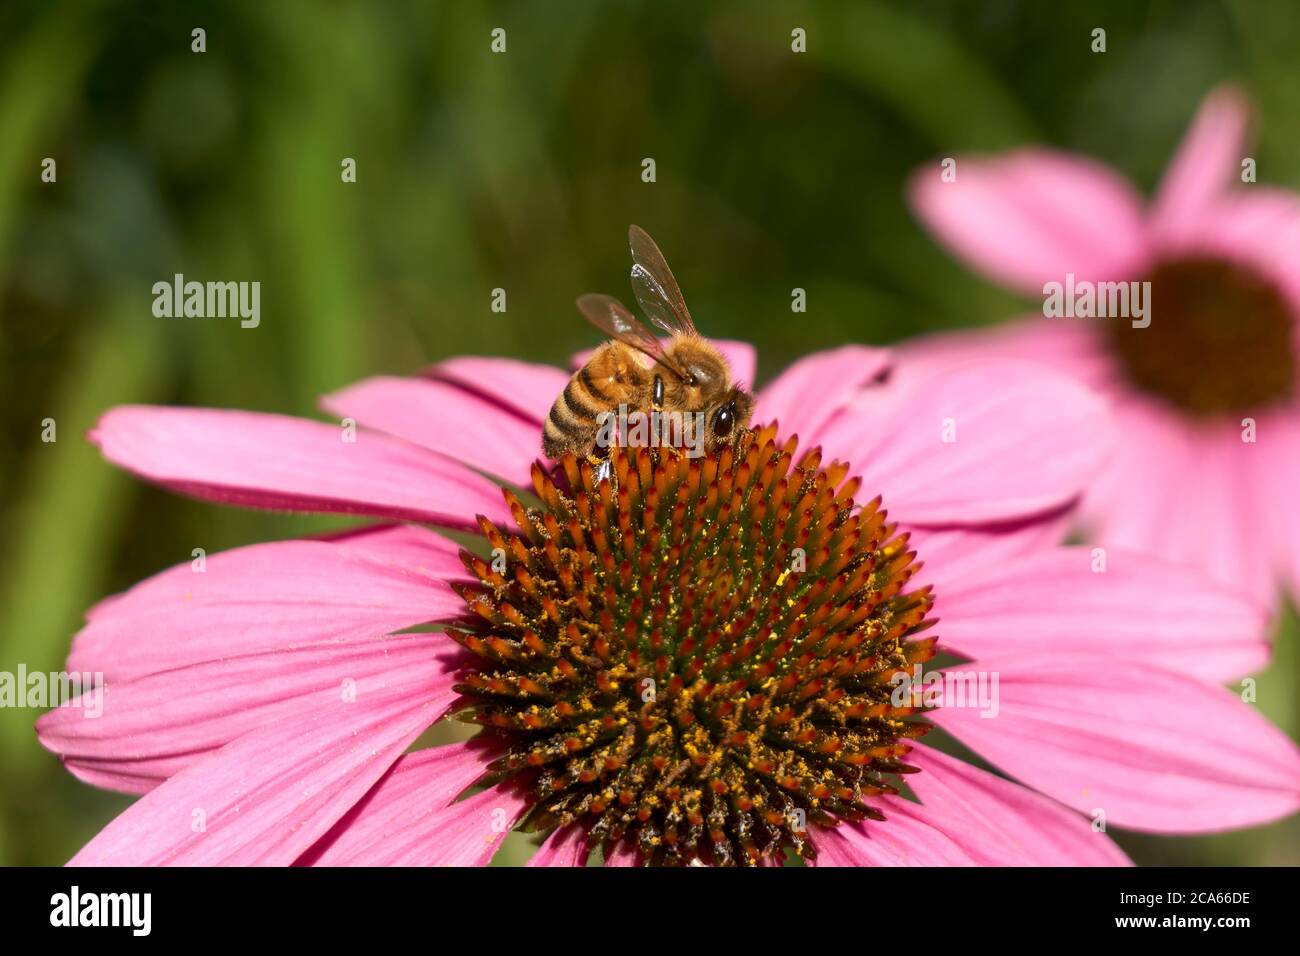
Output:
[{"xmin": 712, "ymin": 403, "xmax": 734, "ymax": 437}]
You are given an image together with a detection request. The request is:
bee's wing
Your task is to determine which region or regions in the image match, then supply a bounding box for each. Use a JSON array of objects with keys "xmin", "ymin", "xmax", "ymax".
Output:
[
  {"xmin": 576, "ymin": 293, "xmax": 684, "ymax": 376},
  {"xmin": 628, "ymin": 224, "xmax": 698, "ymax": 337}
]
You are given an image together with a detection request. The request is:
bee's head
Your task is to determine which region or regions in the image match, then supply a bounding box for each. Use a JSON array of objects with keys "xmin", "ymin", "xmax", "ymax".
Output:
[
  {"xmin": 704, "ymin": 385, "xmax": 754, "ymax": 449},
  {"xmin": 660, "ymin": 337, "xmax": 753, "ymax": 450}
]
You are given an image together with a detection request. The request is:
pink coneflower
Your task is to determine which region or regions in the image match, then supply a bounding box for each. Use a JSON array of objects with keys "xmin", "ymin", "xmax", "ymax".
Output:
[
  {"xmin": 907, "ymin": 86, "xmax": 1300, "ymax": 610},
  {"xmin": 37, "ymin": 343, "xmax": 1300, "ymax": 866}
]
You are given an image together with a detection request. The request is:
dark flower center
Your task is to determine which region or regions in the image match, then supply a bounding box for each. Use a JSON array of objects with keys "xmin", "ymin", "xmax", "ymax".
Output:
[
  {"xmin": 448, "ymin": 426, "xmax": 936, "ymax": 866},
  {"xmin": 1107, "ymin": 256, "xmax": 1295, "ymax": 415}
]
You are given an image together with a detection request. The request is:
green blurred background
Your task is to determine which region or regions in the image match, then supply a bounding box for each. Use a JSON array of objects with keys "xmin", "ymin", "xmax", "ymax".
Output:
[{"xmin": 1, "ymin": 0, "xmax": 1297, "ymax": 866}]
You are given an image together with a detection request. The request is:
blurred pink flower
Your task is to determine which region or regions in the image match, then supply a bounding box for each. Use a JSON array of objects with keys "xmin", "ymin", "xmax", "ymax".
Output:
[
  {"xmin": 37, "ymin": 343, "xmax": 1300, "ymax": 866},
  {"xmin": 908, "ymin": 86, "xmax": 1300, "ymax": 611}
]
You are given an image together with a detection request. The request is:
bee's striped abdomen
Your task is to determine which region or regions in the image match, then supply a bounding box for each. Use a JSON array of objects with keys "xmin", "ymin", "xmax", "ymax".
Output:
[{"xmin": 543, "ymin": 367, "xmax": 615, "ymax": 459}]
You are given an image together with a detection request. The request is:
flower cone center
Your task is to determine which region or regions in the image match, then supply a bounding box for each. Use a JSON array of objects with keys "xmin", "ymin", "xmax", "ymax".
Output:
[
  {"xmin": 1108, "ymin": 256, "xmax": 1294, "ymax": 415},
  {"xmin": 449, "ymin": 425, "xmax": 936, "ymax": 866}
]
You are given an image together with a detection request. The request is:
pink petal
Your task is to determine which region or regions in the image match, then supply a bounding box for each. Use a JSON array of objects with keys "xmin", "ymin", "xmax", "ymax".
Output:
[
  {"xmin": 1077, "ymin": 395, "xmax": 1190, "ymax": 541},
  {"xmin": 909, "ymin": 149, "xmax": 1148, "ymax": 295},
  {"xmin": 91, "ymin": 406, "xmax": 511, "ymax": 529},
  {"xmin": 930, "ymin": 654, "xmax": 1300, "ymax": 833},
  {"xmin": 67, "ymin": 526, "xmax": 467, "ymax": 682},
  {"xmin": 753, "ymin": 345, "xmax": 892, "ymax": 446},
  {"xmin": 906, "ymin": 510, "xmax": 1074, "ymax": 586},
  {"xmin": 931, "ymin": 547, "xmax": 1269, "ymax": 682},
  {"xmin": 1148, "ymin": 426, "xmax": 1275, "ymax": 608},
  {"xmin": 302, "ymin": 740, "xmax": 513, "ymax": 866},
  {"xmin": 319, "ymin": 521, "xmax": 471, "ymax": 571},
  {"xmin": 336, "ymin": 784, "xmax": 527, "ymax": 866},
  {"xmin": 1245, "ymin": 409, "xmax": 1300, "ymax": 605},
  {"xmin": 1151, "ymin": 86, "xmax": 1251, "ymax": 242},
  {"xmin": 1166, "ymin": 188, "xmax": 1300, "ymax": 258},
  {"xmin": 893, "ymin": 315, "xmax": 1116, "ymax": 394},
  {"xmin": 429, "ymin": 356, "xmax": 570, "ymax": 425},
  {"xmin": 40, "ymin": 634, "xmax": 454, "ymax": 794},
  {"xmin": 526, "ymin": 825, "xmax": 591, "ymax": 867},
  {"xmin": 602, "ymin": 842, "xmax": 642, "ymax": 867},
  {"xmin": 810, "ymin": 798, "xmax": 975, "ymax": 866},
  {"xmin": 322, "ymin": 376, "xmax": 541, "ymax": 485},
  {"xmin": 67, "ymin": 648, "xmax": 458, "ymax": 865},
  {"xmin": 905, "ymin": 745, "xmax": 1131, "ymax": 866},
  {"xmin": 569, "ymin": 339, "xmax": 757, "ymax": 390},
  {"xmin": 820, "ymin": 362, "xmax": 1111, "ymax": 525},
  {"xmin": 1082, "ymin": 402, "xmax": 1275, "ymax": 610}
]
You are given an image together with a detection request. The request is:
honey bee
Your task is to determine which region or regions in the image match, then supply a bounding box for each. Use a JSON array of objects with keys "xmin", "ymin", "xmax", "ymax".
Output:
[{"xmin": 543, "ymin": 225, "xmax": 754, "ymax": 469}]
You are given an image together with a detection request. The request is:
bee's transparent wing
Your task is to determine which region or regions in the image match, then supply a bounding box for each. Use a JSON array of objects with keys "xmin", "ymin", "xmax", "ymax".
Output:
[
  {"xmin": 628, "ymin": 224, "xmax": 698, "ymax": 337},
  {"xmin": 575, "ymin": 293, "xmax": 683, "ymax": 375}
]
